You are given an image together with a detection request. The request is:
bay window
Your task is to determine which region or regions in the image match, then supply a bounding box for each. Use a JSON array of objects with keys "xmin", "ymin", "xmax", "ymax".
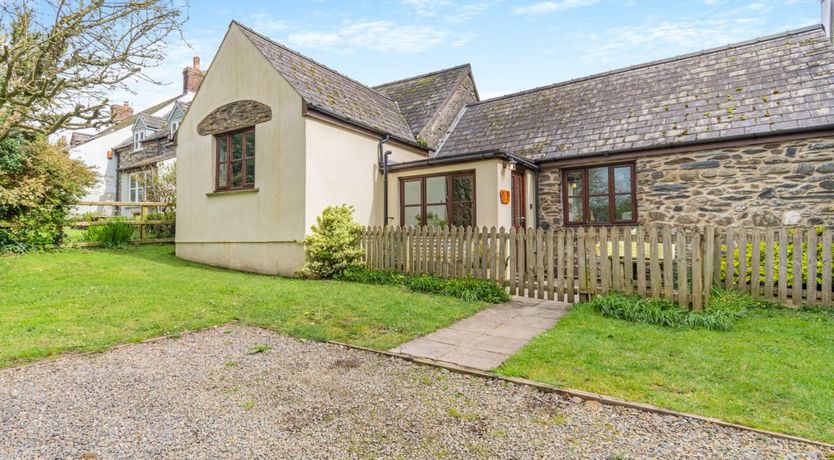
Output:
[
  {"xmin": 400, "ymin": 171, "xmax": 475, "ymax": 227},
  {"xmin": 563, "ymin": 163, "xmax": 636, "ymax": 225}
]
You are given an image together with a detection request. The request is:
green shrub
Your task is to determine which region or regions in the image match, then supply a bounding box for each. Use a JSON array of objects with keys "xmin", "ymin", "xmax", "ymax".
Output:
[
  {"xmin": 82, "ymin": 220, "xmax": 135, "ymax": 248},
  {"xmin": 0, "ymin": 137, "xmax": 96, "ymax": 252},
  {"xmin": 589, "ymin": 292, "xmax": 748, "ymax": 331},
  {"xmin": 145, "ymin": 211, "xmax": 176, "ymax": 239},
  {"xmin": 337, "ymin": 267, "xmax": 510, "ymax": 303},
  {"xmin": 298, "ymin": 205, "xmax": 365, "ymax": 279},
  {"xmin": 720, "ymin": 227, "xmax": 834, "ymax": 290},
  {"xmin": 337, "ymin": 267, "xmax": 404, "ymax": 285},
  {"xmin": 405, "ymin": 274, "xmax": 447, "ymax": 294},
  {"xmin": 337, "ymin": 268, "xmax": 510, "ymax": 303},
  {"xmin": 442, "ymin": 277, "xmax": 510, "ymax": 303}
]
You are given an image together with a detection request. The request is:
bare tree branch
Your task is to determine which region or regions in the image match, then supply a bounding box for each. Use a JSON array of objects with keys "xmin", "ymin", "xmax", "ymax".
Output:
[{"xmin": 0, "ymin": 0, "xmax": 188, "ymax": 142}]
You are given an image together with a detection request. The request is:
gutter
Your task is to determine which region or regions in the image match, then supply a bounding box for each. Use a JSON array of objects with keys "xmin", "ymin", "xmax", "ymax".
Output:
[
  {"xmin": 386, "ymin": 149, "xmax": 540, "ymax": 173},
  {"xmin": 305, "ymin": 102, "xmax": 429, "ymax": 152}
]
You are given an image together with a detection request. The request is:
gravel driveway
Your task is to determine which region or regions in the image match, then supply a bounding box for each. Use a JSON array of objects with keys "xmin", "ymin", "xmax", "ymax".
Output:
[{"xmin": 0, "ymin": 325, "xmax": 827, "ymax": 459}]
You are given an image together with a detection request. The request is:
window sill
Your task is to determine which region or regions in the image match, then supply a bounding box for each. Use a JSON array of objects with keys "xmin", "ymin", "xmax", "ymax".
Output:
[{"xmin": 206, "ymin": 188, "xmax": 258, "ymax": 197}]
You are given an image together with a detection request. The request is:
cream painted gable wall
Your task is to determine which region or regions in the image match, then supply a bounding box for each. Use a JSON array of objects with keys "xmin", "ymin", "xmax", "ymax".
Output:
[
  {"xmin": 304, "ymin": 118, "xmax": 425, "ymax": 230},
  {"xmin": 176, "ymin": 24, "xmax": 307, "ymax": 275}
]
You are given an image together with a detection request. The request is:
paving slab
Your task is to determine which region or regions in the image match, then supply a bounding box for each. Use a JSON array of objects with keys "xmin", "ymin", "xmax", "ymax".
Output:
[{"xmin": 391, "ymin": 296, "xmax": 572, "ymax": 370}]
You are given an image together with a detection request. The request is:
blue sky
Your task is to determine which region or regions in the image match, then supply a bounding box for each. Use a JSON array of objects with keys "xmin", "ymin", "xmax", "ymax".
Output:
[{"xmin": 119, "ymin": 0, "xmax": 819, "ymax": 110}]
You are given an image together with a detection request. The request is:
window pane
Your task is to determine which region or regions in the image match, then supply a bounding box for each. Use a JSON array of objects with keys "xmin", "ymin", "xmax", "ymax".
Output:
[
  {"xmin": 451, "ymin": 175, "xmax": 473, "ymax": 202},
  {"xmin": 246, "ymin": 132, "xmax": 255, "ymax": 158},
  {"xmin": 218, "ymin": 137, "xmax": 227, "ymax": 162},
  {"xmin": 218, "ymin": 163, "xmax": 227, "ymax": 188},
  {"xmin": 566, "ymin": 171, "xmax": 583, "ymax": 197},
  {"xmin": 426, "ymin": 176, "xmax": 447, "ymax": 204},
  {"xmin": 426, "ymin": 205, "xmax": 448, "ymax": 227},
  {"xmin": 451, "ymin": 203, "xmax": 474, "ymax": 227},
  {"xmin": 589, "ymin": 196, "xmax": 611, "ymax": 223},
  {"xmin": 231, "ymin": 161, "xmax": 243, "ymax": 187},
  {"xmin": 615, "ymin": 195, "xmax": 633, "ymax": 221},
  {"xmin": 232, "ymin": 133, "xmax": 243, "ymax": 160},
  {"xmin": 588, "ymin": 167, "xmax": 608, "ymax": 195},
  {"xmin": 567, "ymin": 196, "xmax": 584, "ymax": 222},
  {"xmin": 403, "ymin": 206, "xmax": 422, "ymax": 227},
  {"xmin": 404, "ymin": 180, "xmax": 421, "ymax": 205},
  {"xmin": 246, "ymin": 158, "xmax": 255, "ymax": 184},
  {"xmin": 614, "ymin": 166, "xmax": 632, "ymax": 194}
]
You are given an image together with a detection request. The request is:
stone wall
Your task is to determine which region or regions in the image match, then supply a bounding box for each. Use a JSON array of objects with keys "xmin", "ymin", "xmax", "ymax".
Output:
[{"xmin": 537, "ymin": 135, "xmax": 834, "ymax": 228}]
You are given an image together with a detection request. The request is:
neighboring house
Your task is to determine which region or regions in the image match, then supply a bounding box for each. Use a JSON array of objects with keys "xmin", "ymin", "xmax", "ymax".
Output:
[
  {"xmin": 177, "ymin": 6, "xmax": 834, "ymax": 276},
  {"xmin": 69, "ymin": 58, "xmax": 204, "ymax": 215}
]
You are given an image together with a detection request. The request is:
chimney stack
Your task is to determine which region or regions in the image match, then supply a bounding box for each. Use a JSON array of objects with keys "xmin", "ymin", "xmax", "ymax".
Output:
[
  {"xmin": 823, "ymin": 0, "xmax": 834, "ymax": 43},
  {"xmin": 110, "ymin": 101, "xmax": 133, "ymax": 123},
  {"xmin": 183, "ymin": 56, "xmax": 205, "ymax": 93}
]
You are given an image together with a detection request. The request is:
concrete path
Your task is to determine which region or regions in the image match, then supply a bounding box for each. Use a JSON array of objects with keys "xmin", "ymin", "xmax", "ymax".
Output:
[{"xmin": 391, "ymin": 297, "xmax": 571, "ymax": 370}]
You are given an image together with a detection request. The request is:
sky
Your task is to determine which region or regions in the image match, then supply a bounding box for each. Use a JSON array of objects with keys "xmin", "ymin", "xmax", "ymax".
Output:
[{"xmin": 115, "ymin": 0, "xmax": 820, "ymax": 111}]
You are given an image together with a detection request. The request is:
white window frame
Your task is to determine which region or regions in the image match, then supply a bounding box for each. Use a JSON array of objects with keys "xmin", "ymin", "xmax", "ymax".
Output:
[
  {"xmin": 133, "ymin": 131, "xmax": 146, "ymax": 151},
  {"xmin": 128, "ymin": 171, "xmax": 151, "ymax": 202}
]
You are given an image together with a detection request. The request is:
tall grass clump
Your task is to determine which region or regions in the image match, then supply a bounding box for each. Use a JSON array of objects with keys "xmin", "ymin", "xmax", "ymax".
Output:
[
  {"xmin": 82, "ymin": 220, "xmax": 135, "ymax": 248},
  {"xmin": 589, "ymin": 290, "xmax": 756, "ymax": 331},
  {"xmin": 338, "ymin": 267, "xmax": 510, "ymax": 304}
]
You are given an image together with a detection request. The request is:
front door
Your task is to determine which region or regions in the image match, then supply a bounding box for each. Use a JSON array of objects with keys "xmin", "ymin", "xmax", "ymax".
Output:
[{"xmin": 511, "ymin": 171, "xmax": 526, "ymax": 229}]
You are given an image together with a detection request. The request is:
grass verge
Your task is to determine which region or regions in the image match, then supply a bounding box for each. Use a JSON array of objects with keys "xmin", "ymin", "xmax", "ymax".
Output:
[
  {"xmin": 497, "ymin": 300, "xmax": 834, "ymax": 443},
  {"xmin": 0, "ymin": 244, "xmax": 486, "ymax": 368}
]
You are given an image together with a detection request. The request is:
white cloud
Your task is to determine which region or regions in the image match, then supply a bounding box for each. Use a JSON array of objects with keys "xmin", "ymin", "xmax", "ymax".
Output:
[
  {"xmin": 250, "ymin": 12, "xmax": 290, "ymax": 34},
  {"xmin": 573, "ymin": 16, "xmax": 769, "ymax": 67},
  {"xmin": 513, "ymin": 0, "xmax": 598, "ymax": 15},
  {"xmin": 400, "ymin": 0, "xmax": 489, "ymax": 23},
  {"xmin": 286, "ymin": 20, "xmax": 467, "ymax": 54}
]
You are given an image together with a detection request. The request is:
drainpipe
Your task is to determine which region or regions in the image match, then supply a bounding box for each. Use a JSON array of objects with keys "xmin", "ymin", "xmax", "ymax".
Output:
[
  {"xmin": 378, "ymin": 135, "xmax": 390, "ymax": 226},
  {"xmin": 383, "ymin": 150, "xmax": 393, "ymax": 226},
  {"xmin": 534, "ymin": 169, "xmax": 541, "ymax": 229}
]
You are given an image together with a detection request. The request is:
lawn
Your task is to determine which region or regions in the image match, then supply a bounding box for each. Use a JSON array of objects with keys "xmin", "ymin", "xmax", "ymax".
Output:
[
  {"xmin": 497, "ymin": 302, "xmax": 834, "ymax": 444},
  {"xmin": 0, "ymin": 244, "xmax": 485, "ymax": 368}
]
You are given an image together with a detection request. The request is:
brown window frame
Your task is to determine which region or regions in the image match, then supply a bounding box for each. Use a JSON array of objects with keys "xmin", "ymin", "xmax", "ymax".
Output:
[
  {"xmin": 215, "ymin": 127, "xmax": 256, "ymax": 192},
  {"xmin": 399, "ymin": 170, "xmax": 476, "ymax": 227},
  {"xmin": 562, "ymin": 163, "xmax": 637, "ymax": 226}
]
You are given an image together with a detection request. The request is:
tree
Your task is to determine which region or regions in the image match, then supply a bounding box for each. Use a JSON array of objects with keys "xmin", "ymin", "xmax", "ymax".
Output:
[
  {"xmin": 0, "ymin": 136, "xmax": 95, "ymax": 250},
  {"xmin": 0, "ymin": 0, "xmax": 187, "ymax": 142}
]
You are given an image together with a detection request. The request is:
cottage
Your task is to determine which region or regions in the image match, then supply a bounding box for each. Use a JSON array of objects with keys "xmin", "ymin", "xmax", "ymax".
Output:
[
  {"xmin": 69, "ymin": 58, "xmax": 204, "ymax": 215},
  {"xmin": 176, "ymin": 6, "xmax": 834, "ymax": 276}
]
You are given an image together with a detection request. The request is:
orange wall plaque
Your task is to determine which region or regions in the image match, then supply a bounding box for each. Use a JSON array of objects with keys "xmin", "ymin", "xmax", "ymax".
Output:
[{"xmin": 499, "ymin": 189, "xmax": 510, "ymax": 205}]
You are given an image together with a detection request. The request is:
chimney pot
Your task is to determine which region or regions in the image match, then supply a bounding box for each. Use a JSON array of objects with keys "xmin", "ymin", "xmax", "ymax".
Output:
[{"xmin": 183, "ymin": 56, "xmax": 205, "ymax": 93}]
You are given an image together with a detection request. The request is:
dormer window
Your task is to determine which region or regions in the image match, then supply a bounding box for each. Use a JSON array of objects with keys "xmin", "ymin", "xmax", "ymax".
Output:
[
  {"xmin": 133, "ymin": 131, "xmax": 146, "ymax": 151},
  {"xmin": 170, "ymin": 121, "xmax": 179, "ymax": 133}
]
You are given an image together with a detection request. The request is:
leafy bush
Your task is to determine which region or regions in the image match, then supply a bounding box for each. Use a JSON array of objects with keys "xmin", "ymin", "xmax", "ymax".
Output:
[
  {"xmin": 298, "ymin": 205, "xmax": 364, "ymax": 279},
  {"xmin": 340, "ymin": 267, "xmax": 510, "ymax": 303},
  {"xmin": 720, "ymin": 227, "xmax": 834, "ymax": 290},
  {"xmin": 0, "ymin": 137, "xmax": 96, "ymax": 252},
  {"xmin": 589, "ymin": 292, "xmax": 750, "ymax": 331},
  {"xmin": 337, "ymin": 267, "xmax": 404, "ymax": 285},
  {"xmin": 82, "ymin": 220, "xmax": 135, "ymax": 248},
  {"xmin": 145, "ymin": 211, "xmax": 176, "ymax": 239},
  {"xmin": 442, "ymin": 277, "xmax": 510, "ymax": 303}
]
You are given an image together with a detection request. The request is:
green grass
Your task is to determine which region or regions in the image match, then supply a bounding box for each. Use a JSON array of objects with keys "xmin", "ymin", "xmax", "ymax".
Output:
[
  {"xmin": 497, "ymin": 302, "xmax": 834, "ymax": 443},
  {"xmin": 0, "ymin": 244, "xmax": 486, "ymax": 368}
]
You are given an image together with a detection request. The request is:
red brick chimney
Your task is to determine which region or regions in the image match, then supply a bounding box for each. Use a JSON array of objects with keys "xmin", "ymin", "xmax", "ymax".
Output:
[
  {"xmin": 110, "ymin": 101, "xmax": 133, "ymax": 123},
  {"xmin": 183, "ymin": 56, "xmax": 205, "ymax": 93}
]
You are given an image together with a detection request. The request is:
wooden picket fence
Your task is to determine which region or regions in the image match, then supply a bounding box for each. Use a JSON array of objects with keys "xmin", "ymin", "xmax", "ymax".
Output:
[{"xmin": 361, "ymin": 225, "xmax": 834, "ymax": 309}]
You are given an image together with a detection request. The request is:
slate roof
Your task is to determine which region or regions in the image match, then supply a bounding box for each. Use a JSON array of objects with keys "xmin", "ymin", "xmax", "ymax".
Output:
[
  {"xmin": 437, "ymin": 26, "xmax": 834, "ymax": 161},
  {"xmin": 235, "ymin": 22, "xmax": 416, "ymax": 142},
  {"xmin": 76, "ymin": 95, "xmax": 183, "ymax": 145},
  {"xmin": 138, "ymin": 113, "xmax": 166, "ymax": 130},
  {"xmin": 374, "ymin": 64, "xmax": 474, "ymax": 138}
]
